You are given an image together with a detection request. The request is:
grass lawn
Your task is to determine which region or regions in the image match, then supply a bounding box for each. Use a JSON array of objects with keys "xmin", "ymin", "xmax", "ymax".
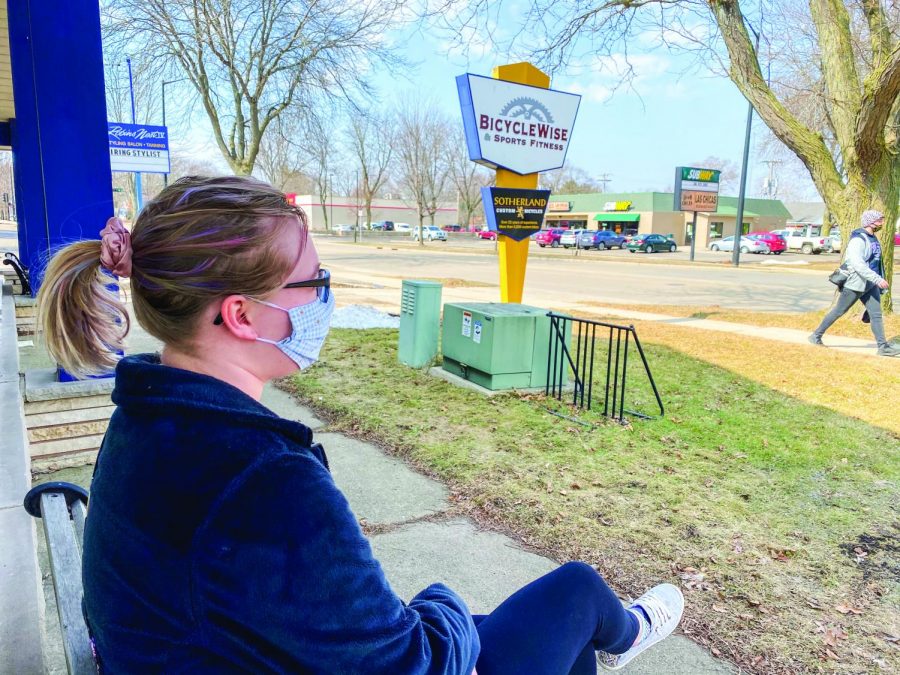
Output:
[{"xmin": 285, "ymin": 328, "xmax": 900, "ymax": 674}]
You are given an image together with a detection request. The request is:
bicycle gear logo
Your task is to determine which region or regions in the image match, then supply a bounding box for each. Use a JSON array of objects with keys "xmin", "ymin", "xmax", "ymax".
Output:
[
  {"xmin": 499, "ymin": 98, "xmax": 555, "ymax": 124},
  {"xmin": 458, "ymin": 73, "xmax": 581, "ymax": 174}
]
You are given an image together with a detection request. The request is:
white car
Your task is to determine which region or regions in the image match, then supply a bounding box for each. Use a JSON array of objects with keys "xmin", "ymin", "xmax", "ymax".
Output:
[
  {"xmin": 412, "ymin": 225, "xmax": 447, "ymax": 241},
  {"xmin": 394, "ymin": 222, "xmax": 412, "ymax": 232},
  {"xmin": 334, "ymin": 224, "xmax": 356, "ymax": 234},
  {"xmin": 560, "ymin": 229, "xmax": 585, "ymax": 248},
  {"xmin": 709, "ymin": 236, "xmax": 769, "ymax": 254}
]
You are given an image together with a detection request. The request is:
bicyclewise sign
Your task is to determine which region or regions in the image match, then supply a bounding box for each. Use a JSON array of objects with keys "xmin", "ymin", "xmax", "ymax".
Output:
[
  {"xmin": 481, "ymin": 187, "xmax": 551, "ymax": 241},
  {"xmin": 108, "ymin": 123, "xmax": 170, "ymax": 174},
  {"xmin": 674, "ymin": 166, "xmax": 720, "ymax": 212},
  {"xmin": 457, "ymin": 73, "xmax": 581, "ymax": 175}
]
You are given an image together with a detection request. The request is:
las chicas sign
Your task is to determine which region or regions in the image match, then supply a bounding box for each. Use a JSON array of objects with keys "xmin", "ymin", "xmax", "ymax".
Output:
[{"xmin": 456, "ymin": 74, "xmax": 581, "ymax": 175}]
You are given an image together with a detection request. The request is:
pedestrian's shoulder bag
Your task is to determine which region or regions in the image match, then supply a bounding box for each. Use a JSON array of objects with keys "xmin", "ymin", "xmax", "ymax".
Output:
[{"xmin": 828, "ymin": 263, "xmax": 850, "ymax": 289}]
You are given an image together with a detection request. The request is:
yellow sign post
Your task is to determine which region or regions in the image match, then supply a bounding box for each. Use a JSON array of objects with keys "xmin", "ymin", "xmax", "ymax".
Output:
[{"xmin": 491, "ymin": 62, "xmax": 550, "ymax": 303}]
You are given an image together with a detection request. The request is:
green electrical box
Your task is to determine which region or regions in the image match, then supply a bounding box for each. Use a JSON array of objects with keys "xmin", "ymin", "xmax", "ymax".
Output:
[
  {"xmin": 398, "ymin": 280, "xmax": 442, "ymax": 367},
  {"xmin": 442, "ymin": 303, "xmax": 570, "ymax": 391}
]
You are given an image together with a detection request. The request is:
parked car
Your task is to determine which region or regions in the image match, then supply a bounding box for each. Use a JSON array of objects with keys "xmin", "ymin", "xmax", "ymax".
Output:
[
  {"xmin": 771, "ymin": 228, "xmax": 828, "ymax": 254},
  {"xmin": 626, "ymin": 233, "xmax": 677, "ymax": 253},
  {"xmin": 709, "ymin": 236, "xmax": 769, "ymax": 254},
  {"xmin": 394, "ymin": 222, "xmax": 412, "ymax": 232},
  {"xmin": 442, "ymin": 224, "xmax": 463, "ymax": 232},
  {"xmin": 894, "ymin": 232, "xmax": 900, "ymax": 245},
  {"xmin": 747, "ymin": 231, "xmax": 786, "ymax": 254},
  {"xmin": 535, "ymin": 228, "xmax": 566, "ymax": 247},
  {"xmin": 622, "ymin": 229, "xmax": 640, "ymax": 244},
  {"xmin": 825, "ymin": 231, "xmax": 842, "ymax": 253},
  {"xmin": 371, "ymin": 220, "xmax": 394, "ymax": 231},
  {"xmin": 579, "ymin": 230, "xmax": 627, "ymax": 250},
  {"xmin": 412, "ymin": 225, "xmax": 448, "ymax": 241},
  {"xmin": 476, "ymin": 227, "xmax": 498, "ymax": 240},
  {"xmin": 560, "ymin": 229, "xmax": 586, "ymax": 248},
  {"xmin": 334, "ymin": 224, "xmax": 356, "ymax": 234}
]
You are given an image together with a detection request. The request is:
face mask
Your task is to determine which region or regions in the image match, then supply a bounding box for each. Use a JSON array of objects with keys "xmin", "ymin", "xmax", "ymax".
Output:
[{"xmin": 252, "ymin": 292, "xmax": 335, "ymax": 370}]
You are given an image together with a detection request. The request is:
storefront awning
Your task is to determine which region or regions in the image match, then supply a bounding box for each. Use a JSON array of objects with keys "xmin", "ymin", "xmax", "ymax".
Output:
[{"xmin": 594, "ymin": 213, "xmax": 640, "ymax": 222}]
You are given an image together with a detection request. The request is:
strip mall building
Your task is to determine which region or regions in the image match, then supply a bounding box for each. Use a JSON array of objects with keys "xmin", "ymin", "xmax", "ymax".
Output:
[{"xmin": 543, "ymin": 192, "xmax": 792, "ymax": 247}]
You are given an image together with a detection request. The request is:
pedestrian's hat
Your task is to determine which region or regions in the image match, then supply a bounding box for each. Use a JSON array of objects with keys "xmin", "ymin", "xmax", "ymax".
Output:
[{"xmin": 861, "ymin": 210, "xmax": 884, "ymax": 227}]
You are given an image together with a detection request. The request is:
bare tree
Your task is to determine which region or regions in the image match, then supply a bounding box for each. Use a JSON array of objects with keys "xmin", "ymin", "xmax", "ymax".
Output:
[
  {"xmin": 255, "ymin": 110, "xmax": 310, "ymax": 191},
  {"xmin": 347, "ymin": 113, "xmax": 395, "ymax": 237},
  {"xmin": 446, "ymin": 0, "xmax": 900, "ymax": 310},
  {"xmin": 691, "ymin": 155, "xmax": 740, "ymax": 194},
  {"xmin": 302, "ymin": 111, "xmax": 340, "ymax": 231},
  {"xmin": 104, "ymin": 0, "xmax": 407, "ymax": 176},
  {"xmin": 395, "ymin": 100, "xmax": 452, "ymax": 245},
  {"xmin": 539, "ymin": 165, "xmax": 602, "ymax": 194},
  {"xmin": 447, "ymin": 124, "xmax": 491, "ymax": 228}
]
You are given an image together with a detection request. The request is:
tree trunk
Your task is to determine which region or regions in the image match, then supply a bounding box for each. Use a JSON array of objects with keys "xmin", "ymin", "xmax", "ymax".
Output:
[{"xmin": 418, "ymin": 214, "xmax": 425, "ymax": 247}]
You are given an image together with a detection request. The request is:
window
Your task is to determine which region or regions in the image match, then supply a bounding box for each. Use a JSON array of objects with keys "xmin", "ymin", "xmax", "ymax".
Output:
[{"xmin": 709, "ymin": 222, "xmax": 724, "ymax": 239}]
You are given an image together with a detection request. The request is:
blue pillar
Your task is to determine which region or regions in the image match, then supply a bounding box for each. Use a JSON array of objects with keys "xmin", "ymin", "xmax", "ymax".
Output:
[{"xmin": 8, "ymin": 0, "xmax": 113, "ymax": 293}]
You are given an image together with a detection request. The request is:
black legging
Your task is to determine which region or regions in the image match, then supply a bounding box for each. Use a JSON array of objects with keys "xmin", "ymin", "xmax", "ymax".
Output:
[{"xmin": 473, "ymin": 562, "xmax": 639, "ymax": 675}]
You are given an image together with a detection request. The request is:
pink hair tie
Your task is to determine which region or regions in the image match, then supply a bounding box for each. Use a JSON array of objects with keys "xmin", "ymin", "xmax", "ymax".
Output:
[{"xmin": 99, "ymin": 217, "xmax": 133, "ymax": 277}]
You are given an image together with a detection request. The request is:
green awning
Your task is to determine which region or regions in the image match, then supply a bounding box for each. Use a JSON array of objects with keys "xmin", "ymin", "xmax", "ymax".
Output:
[{"xmin": 594, "ymin": 213, "xmax": 640, "ymax": 222}]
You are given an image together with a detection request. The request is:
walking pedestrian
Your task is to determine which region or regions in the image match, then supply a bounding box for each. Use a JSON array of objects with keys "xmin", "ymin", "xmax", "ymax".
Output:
[
  {"xmin": 37, "ymin": 175, "xmax": 684, "ymax": 674},
  {"xmin": 809, "ymin": 209, "xmax": 899, "ymax": 357}
]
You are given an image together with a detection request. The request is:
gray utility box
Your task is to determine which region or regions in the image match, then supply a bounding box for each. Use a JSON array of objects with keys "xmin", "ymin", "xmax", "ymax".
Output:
[{"xmin": 442, "ymin": 303, "xmax": 570, "ymax": 391}]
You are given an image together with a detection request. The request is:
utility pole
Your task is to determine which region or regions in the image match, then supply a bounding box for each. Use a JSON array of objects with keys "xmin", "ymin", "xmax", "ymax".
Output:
[
  {"xmin": 761, "ymin": 160, "xmax": 781, "ymax": 199},
  {"xmin": 598, "ymin": 173, "xmax": 612, "ymax": 193},
  {"xmin": 732, "ymin": 26, "xmax": 761, "ymax": 268},
  {"xmin": 126, "ymin": 57, "xmax": 142, "ymax": 215}
]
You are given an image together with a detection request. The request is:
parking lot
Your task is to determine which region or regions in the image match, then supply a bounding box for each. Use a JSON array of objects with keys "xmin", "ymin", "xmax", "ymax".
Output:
[{"xmin": 325, "ymin": 229, "xmax": 875, "ymax": 267}]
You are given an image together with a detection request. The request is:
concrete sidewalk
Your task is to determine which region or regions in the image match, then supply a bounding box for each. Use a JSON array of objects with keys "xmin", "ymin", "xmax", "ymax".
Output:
[
  {"xmin": 325, "ymin": 264, "xmax": 893, "ymax": 359},
  {"xmin": 263, "ymin": 386, "xmax": 733, "ymax": 674}
]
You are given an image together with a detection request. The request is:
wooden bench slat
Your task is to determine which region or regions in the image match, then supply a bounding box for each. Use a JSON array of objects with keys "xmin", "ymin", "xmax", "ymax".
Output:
[
  {"xmin": 72, "ymin": 500, "xmax": 87, "ymax": 555},
  {"xmin": 40, "ymin": 493, "xmax": 96, "ymax": 675}
]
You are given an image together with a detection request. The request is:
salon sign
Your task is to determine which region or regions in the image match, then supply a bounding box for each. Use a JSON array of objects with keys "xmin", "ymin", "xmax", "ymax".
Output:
[
  {"xmin": 457, "ymin": 73, "xmax": 581, "ymax": 175},
  {"xmin": 108, "ymin": 123, "xmax": 171, "ymax": 174}
]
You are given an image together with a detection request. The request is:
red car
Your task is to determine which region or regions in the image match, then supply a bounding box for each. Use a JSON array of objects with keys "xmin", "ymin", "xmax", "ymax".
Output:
[
  {"xmin": 476, "ymin": 228, "xmax": 497, "ymax": 240},
  {"xmin": 748, "ymin": 231, "xmax": 787, "ymax": 255},
  {"xmin": 895, "ymin": 233, "xmax": 900, "ymax": 245},
  {"xmin": 535, "ymin": 228, "xmax": 567, "ymax": 248}
]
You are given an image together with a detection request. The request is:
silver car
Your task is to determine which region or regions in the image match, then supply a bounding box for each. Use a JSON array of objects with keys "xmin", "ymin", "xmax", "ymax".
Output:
[
  {"xmin": 560, "ymin": 229, "xmax": 585, "ymax": 248},
  {"xmin": 709, "ymin": 236, "xmax": 769, "ymax": 254}
]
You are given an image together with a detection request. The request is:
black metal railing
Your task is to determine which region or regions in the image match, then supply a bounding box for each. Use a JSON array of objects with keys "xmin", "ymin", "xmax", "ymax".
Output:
[
  {"xmin": 546, "ymin": 312, "xmax": 664, "ymax": 422},
  {"xmin": 3, "ymin": 252, "xmax": 31, "ymax": 295}
]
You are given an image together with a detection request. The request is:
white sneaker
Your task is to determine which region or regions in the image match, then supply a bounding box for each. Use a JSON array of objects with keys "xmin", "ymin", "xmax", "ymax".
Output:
[{"xmin": 596, "ymin": 583, "xmax": 685, "ymax": 671}]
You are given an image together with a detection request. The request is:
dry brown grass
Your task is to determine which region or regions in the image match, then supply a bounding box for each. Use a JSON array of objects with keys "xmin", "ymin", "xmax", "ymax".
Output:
[
  {"xmin": 579, "ymin": 302, "xmax": 900, "ymax": 342},
  {"xmin": 580, "ymin": 313, "xmax": 900, "ymax": 434}
]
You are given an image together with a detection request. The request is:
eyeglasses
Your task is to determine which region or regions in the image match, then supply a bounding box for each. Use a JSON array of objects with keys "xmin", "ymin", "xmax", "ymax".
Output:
[{"xmin": 213, "ymin": 268, "xmax": 330, "ymax": 325}]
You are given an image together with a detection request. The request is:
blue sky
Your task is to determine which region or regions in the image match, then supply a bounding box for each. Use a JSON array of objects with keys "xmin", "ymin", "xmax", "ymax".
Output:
[{"xmin": 168, "ymin": 9, "xmax": 819, "ymax": 201}]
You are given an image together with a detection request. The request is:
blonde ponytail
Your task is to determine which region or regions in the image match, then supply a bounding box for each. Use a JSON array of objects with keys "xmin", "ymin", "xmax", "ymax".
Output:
[{"xmin": 37, "ymin": 241, "xmax": 130, "ymax": 377}]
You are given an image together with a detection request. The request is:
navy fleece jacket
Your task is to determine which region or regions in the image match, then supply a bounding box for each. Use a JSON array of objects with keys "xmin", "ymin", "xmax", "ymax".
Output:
[{"xmin": 82, "ymin": 354, "xmax": 479, "ymax": 673}]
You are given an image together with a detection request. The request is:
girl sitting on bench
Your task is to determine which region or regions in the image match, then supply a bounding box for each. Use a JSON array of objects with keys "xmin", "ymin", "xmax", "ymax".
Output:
[{"xmin": 38, "ymin": 175, "xmax": 683, "ymax": 674}]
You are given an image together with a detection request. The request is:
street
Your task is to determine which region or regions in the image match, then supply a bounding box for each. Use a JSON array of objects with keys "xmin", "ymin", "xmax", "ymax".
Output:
[{"xmin": 315, "ymin": 236, "xmax": 869, "ymax": 312}]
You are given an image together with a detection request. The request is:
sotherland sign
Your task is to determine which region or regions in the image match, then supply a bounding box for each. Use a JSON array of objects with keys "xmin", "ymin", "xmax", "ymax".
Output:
[{"xmin": 457, "ymin": 73, "xmax": 581, "ymax": 175}]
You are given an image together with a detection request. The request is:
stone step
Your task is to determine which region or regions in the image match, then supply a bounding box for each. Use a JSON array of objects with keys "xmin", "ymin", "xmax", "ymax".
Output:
[
  {"xmin": 29, "ymin": 433, "xmax": 105, "ymax": 460},
  {"xmin": 26, "ymin": 405, "xmax": 115, "ymax": 442},
  {"xmin": 25, "ymin": 393, "xmax": 112, "ymax": 415}
]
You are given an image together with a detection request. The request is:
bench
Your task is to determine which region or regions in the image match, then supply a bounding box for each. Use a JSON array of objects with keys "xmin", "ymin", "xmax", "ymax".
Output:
[{"xmin": 23, "ymin": 481, "xmax": 97, "ymax": 674}]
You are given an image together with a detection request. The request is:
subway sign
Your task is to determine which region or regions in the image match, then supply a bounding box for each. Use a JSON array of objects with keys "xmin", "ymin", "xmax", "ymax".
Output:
[
  {"xmin": 674, "ymin": 166, "xmax": 720, "ymax": 212},
  {"xmin": 457, "ymin": 73, "xmax": 581, "ymax": 175}
]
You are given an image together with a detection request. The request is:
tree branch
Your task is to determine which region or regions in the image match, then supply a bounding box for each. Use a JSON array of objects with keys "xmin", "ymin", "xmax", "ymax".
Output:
[
  {"xmin": 710, "ymin": 0, "xmax": 844, "ymax": 203},
  {"xmin": 860, "ymin": 0, "xmax": 893, "ymax": 65},
  {"xmin": 856, "ymin": 44, "xmax": 900, "ymax": 172}
]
